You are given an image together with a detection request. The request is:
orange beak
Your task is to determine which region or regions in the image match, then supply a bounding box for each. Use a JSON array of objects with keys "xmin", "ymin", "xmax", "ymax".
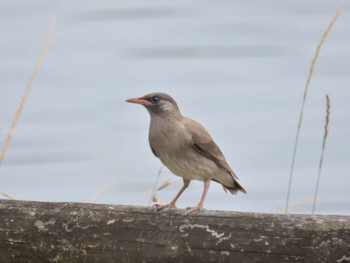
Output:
[{"xmin": 125, "ymin": 97, "xmax": 151, "ymax": 106}]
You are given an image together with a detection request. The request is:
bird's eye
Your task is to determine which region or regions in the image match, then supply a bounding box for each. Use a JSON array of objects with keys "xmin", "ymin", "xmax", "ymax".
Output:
[{"xmin": 151, "ymin": 96, "xmax": 160, "ymax": 103}]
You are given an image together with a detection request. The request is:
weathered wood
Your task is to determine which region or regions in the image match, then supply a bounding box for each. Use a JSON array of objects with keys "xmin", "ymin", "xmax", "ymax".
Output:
[{"xmin": 0, "ymin": 200, "xmax": 349, "ymax": 262}]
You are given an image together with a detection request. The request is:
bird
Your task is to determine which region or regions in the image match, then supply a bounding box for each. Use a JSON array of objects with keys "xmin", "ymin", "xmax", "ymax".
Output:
[{"xmin": 126, "ymin": 92, "xmax": 246, "ymax": 215}]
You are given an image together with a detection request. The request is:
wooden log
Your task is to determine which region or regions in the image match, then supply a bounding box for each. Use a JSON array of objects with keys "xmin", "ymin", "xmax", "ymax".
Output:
[{"xmin": 0, "ymin": 200, "xmax": 349, "ymax": 262}]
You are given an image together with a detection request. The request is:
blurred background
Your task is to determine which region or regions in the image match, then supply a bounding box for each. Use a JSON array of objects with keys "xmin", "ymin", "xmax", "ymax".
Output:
[{"xmin": 0, "ymin": 0, "xmax": 349, "ymax": 215}]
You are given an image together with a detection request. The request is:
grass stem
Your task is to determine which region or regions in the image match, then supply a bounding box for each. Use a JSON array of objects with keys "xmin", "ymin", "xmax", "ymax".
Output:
[
  {"xmin": 285, "ymin": 5, "xmax": 343, "ymax": 213},
  {"xmin": 0, "ymin": 17, "xmax": 57, "ymax": 164},
  {"xmin": 312, "ymin": 95, "xmax": 330, "ymax": 214}
]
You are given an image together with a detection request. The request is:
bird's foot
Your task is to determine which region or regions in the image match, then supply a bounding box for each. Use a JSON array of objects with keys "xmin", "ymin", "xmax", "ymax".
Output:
[
  {"xmin": 185, "ymin": 205, "xmax": 203, "ymax": 216},
  {"xmin": 153, "ymin": 203, "xmax": 176, "ymax": 211}
]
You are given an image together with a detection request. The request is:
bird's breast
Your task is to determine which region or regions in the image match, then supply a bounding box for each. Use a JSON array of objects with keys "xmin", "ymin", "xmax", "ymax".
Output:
[
  {"xmin": 148, "ymin": 117, "xmax": 221, "ymax": 180},
  {"xmin": 149, "ymin": 118, "xmax": 189, "ymax": 155},
  {"xmin": 150, "ymin": 132, "xmax": 217, "ymax": 180}
]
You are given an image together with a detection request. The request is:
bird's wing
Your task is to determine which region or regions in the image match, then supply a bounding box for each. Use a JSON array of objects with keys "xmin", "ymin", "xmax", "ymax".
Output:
[{"xmin": 182, "ymin": 117, "xmax": 236, "ymax": 177}]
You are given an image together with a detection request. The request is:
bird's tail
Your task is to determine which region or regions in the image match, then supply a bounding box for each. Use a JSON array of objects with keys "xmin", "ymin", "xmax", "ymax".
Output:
[
  {"xmin": 212, "ymin": 179, "xmax": 247, "ymax": 195},
  {"xmin": 222, "ymin": 180, "xmax": 247, "ymax": 195}
]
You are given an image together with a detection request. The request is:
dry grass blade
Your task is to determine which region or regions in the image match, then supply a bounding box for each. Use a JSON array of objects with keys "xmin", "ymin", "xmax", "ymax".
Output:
[
  {"xmin": 89, "ymin": 175, "xmax": 119, "ymax": 203},
  {"xmin": 312, "ymin": 95, "xmax": 330, "ymax": 214},
  {"xmin": 156, "ymin": 180, "xmax": 172, "ymax": 191},
  {"xmin": 278, "ymin": 195, "xmax": 323, "ymax": 213},
  {"xmin": 151, "ymin": 179, "xmax": 172, "ymax": 204},
  {"xmin": 0, "ymin": 189, "xmax": 16, "ymax": 200},
  {"xmin": 0, "ymin": 17, "xmax": 57, "ymax": 164},
  {"xmin": 148, "ymin": 166, "xmax": 163, "ymax": 205},
  {"xmin": 0, "ymin": 18, "xmax": 57, "ymax": 199},
  {"xmin": 147, "ymin": 166, "xmax": 173, "ymax": 206},
  {"xmin": 285, "ymin": 5, "xmax": 343, "ymax": 214}
]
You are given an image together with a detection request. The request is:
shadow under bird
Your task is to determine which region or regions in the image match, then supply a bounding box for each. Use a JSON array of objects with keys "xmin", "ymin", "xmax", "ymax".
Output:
[{"xmin": 126, "ymin": 92, "xmax": 246, "ymax": 215}]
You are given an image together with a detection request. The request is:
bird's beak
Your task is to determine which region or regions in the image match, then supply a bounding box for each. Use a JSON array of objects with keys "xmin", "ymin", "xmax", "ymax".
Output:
[{"xmin": 125, "ymin": 97, "xmax": 151, "ymax": 106}]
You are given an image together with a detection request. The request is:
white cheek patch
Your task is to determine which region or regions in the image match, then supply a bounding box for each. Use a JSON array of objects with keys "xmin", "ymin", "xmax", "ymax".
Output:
[{"xmin": 160, "ymin": 102, "xmax": 174, "ymax": 111}]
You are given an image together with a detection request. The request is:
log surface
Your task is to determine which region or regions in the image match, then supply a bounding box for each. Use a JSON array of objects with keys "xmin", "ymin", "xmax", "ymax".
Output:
[{"xmin": 0, "ymin": 200, "xmax": 349, "ymax": 262}]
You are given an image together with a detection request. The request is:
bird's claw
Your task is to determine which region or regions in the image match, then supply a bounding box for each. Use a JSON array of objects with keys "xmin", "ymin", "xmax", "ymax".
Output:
[
  {"xmin": 185, "ymin": 205, "xmax": 203, "ymax": 216},
  {"xmin": 152, "ymin": 203, "xmax": 176, "ymax": 212}
]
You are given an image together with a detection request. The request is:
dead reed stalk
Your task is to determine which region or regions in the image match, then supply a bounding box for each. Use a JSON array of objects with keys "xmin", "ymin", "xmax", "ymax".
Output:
[
  {"xmin": 0, "ymin": 17, "xmax": 57, "ymax": 164},
  {"xmin": 89, "ymin": 175, "xmax": 119, "ymax": 203},
  {"xmin": 312, "ymin": 94, "xmax": 330, "ymax": 214},
  {"xmin": 285, "ymin": 5, "xmax": 343, "ymax": 213},
  {"xmin": 0, "ymin": 189, "xmax": 15, "ymax": 200},
  {"xmin": 0, "ymin": 18, "xmax": 57, "ymax": 199}
]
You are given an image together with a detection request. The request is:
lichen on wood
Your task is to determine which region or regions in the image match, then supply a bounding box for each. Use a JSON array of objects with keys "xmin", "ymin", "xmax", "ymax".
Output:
[{"xmin": 0, "ymin": 200, "xmax": 349, "ymax": 262}]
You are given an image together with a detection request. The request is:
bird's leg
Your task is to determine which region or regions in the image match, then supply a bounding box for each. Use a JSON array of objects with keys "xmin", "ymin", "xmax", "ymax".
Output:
[
  {"xmin": 185, "ymin": 179, "xmax": 210, "ymax": 216},
  {"xmin": 154, "ymin": 179, "xmax": 190, "ymax": 211}
]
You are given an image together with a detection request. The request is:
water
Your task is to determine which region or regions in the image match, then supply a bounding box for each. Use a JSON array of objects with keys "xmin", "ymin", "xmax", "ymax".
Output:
[{"xmin": 0, "ymin": 0, "xmax": 349, "ymax": 215}]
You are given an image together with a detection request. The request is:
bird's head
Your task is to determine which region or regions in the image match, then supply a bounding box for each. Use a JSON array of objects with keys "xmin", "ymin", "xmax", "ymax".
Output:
[{"xmin": 126, "ymin": 92, "xmax": 181, "ymax": 117}]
